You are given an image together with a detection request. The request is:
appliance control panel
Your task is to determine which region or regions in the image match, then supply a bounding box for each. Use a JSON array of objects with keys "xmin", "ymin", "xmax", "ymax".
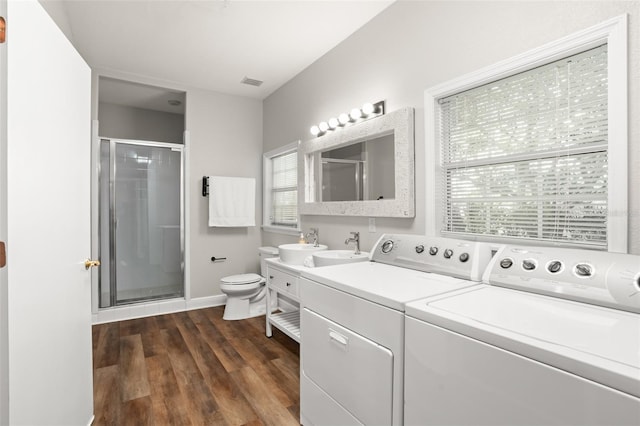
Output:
[
  {"xmin": 371, "ymin": 234, "xmax": 493, "ymax": 282},
  {"xmin": 485, "ymin": 245, "xmax": 640, "ymax": 313}
]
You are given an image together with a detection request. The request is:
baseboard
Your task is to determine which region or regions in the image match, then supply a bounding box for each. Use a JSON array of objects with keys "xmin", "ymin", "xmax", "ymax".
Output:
[
  {"xmin": 186, "ymin": 294, "xmax": 227, "ymax": 310},
  {"xmin": 92, "ymin": 294, "xmax": 227, "ymax": 324}
]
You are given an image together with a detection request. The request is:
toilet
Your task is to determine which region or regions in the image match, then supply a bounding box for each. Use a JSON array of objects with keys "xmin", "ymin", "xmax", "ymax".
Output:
[{"xmin": 220, "ymin": 246, "xmax": 279, "ymax": 320}]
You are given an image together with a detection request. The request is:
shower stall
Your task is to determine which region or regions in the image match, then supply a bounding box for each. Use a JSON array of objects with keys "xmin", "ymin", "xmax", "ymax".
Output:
[{"xmin": 99, "ymin": 139, "xmax": 184, "ymax": 307}]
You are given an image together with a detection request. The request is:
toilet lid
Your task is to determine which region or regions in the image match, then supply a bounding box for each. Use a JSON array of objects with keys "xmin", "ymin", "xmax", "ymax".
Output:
[{"xmin": 221, "ymin": 273, "xmax": 263, "ymax": 285}]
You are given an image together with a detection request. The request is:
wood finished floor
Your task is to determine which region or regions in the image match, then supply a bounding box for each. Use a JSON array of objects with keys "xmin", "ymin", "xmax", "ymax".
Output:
[{"xmin": 92, "ymin": 306, "xmax": 300, "ymax": 426}]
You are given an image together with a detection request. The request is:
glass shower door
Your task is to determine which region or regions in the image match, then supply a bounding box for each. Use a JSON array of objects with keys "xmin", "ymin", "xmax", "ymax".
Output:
[
  {"xmin": 99, "ymin": 139, "xmax": 184, "ymax": 307},
  {"xmin": 321, "ymin": 159, "xmax": 363, "ymax": 201}
]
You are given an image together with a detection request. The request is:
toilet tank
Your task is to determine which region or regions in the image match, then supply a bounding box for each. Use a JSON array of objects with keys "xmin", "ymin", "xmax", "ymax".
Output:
[{"xmin": 258, "ymin": 246, "xmax": 279, "ymax": 277}]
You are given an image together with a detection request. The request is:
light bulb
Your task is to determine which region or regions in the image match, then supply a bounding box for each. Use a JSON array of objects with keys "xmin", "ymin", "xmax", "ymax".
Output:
[
  {"xmin": 338, "ymin": 113, "xmax": 350, "ymax": 125},
  {"xmin": 319, "ymin": 121, "xmax": 329, "ymax": 132},
  {"xmin": 362, "ymin": 102, "xmax": 375, "ymax": 116},
  {"xmin": 349, "ymin": 108, "xmax": 362, "ymax": 121},
  {"xmin": 310, "ymin": 125, "xmax": 320, "ymax": 136},
  {"xmin": 328, "ymin": 117, "xmax": 339, "ymax": 129}
]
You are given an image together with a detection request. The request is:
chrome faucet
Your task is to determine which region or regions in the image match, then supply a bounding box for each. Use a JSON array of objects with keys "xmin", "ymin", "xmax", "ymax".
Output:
[
  {"xmin": 345, "ymin": 231, "xmax": 361, "ymax": 255},
  {"xmin": 306, "ymin": 228, "xmax": 320, "ymax": 247}
]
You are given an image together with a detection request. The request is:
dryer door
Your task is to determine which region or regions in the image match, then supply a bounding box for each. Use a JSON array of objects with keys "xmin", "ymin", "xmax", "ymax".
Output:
[{"xmin": 302, "ymin": 308, "xmax": 393, "ymax": 425}]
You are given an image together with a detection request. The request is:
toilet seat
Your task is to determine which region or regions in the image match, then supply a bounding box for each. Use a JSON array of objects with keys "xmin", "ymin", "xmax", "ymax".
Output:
[{"xmin": 221, "ymin": 273, "xmax": 263, "ymax": 285}]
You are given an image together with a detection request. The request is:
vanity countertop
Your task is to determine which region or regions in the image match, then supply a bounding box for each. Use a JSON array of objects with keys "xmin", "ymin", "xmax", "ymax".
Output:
[{"xmin": 266, "ymin": 257, "xmax": 311, "ymax": 274}]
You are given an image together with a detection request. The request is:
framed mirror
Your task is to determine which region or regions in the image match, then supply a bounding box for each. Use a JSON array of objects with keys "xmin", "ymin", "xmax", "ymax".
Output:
[{"xmin": 299, "ymin": 107, "xmax": 414, "ymax": 217}]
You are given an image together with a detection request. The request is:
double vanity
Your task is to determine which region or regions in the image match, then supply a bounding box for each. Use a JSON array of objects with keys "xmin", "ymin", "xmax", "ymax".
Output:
[{"xmin": 264, "ymin": 242, "xmax": 369, "ymax": 342}]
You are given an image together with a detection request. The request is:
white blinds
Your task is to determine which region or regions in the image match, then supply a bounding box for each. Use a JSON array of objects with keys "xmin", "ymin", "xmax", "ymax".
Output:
[
  {"xmin": 439, "ymin": 44, "xmax": 608, "ymax": 247},
  {"xmin": 271, "ymin": 150, "xmax": 298, "ymax": 227}
]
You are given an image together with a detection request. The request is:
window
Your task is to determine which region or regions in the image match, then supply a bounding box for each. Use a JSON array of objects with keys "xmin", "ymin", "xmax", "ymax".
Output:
[
  {"xmin": 263, "ymin": 142, "xmax": 300, "ymax": 233},
  {"xmin": 425, "ymin": 16, "xmax": 627, "ymax": 251}
]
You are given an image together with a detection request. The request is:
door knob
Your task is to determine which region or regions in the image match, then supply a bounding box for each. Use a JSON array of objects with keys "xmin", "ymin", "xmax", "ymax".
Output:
[{"xmin": 84, "ymin": 259, "xmax": 101, "ymax": 270}]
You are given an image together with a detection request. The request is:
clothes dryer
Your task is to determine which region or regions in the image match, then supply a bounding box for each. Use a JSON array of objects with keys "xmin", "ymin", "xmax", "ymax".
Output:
[{"xmin": 299, "ymin": 234, "xmax": 493, "ymax": 425}]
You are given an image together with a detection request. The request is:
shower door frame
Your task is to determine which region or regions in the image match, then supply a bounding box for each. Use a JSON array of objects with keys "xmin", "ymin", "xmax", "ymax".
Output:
[
  {"xmin": 99, "ymin": 138, "xmax": 185, "ymax": 308},
  {"xmin": 320, "ymin": 157, "xmax": 368, "ymax": 202}
]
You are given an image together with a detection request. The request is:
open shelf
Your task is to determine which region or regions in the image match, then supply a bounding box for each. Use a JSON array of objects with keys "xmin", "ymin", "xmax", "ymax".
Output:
[{"xmin": 269, "ymin": 310, "xmax": 300, "ymax": 343}]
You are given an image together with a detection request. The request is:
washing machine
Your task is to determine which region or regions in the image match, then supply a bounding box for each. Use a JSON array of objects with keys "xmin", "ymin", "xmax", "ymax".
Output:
[
  {"xmin": 405, "ymin": 244, "xmax": 640, "ymax": 425},
  {"xmin": 298, "ymin": 234, "xmax": 493, "ymax": 425}
]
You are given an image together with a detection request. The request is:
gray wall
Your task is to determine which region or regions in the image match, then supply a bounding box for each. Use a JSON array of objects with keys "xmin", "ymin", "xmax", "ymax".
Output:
[
  {"xmin": 366, "ymin": 134, "xmax": 394, "ymax": 201},
  {"xmin": 93, "ymin": 72, "xmax": 263, "ymax": 302},
  {"xmin": 187, "ymin": 89, "xmax": 263, "ymax": 298},
  {"xmin": 98, "ymin": 101, "xmax": 184, "ymax": 143},
  {"xmin": 263, "ymin": 0, "xmax": 640, "ymax": 255}
]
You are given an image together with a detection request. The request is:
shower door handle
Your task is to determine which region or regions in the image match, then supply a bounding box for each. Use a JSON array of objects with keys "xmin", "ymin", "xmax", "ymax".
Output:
[{"xmin": 84, "ymin": 259, "xmax": 101, "ymax": 270}]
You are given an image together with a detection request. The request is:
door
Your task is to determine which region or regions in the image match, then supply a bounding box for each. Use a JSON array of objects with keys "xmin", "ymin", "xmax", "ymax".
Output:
[
  {"xmin": 5, "ymin": 0, "xmax": 93, "ymax": 424},
  {"xmin": 99, "ymin": 140, "xmax": 184, "ymax": 307},
  {"xmin": 321, "ymin": 159, "xmax": 362, "ymax": 201}
]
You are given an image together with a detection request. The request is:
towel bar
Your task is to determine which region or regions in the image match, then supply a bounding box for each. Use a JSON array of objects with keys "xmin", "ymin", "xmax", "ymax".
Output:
[{"xmin": 202, "ymin": 176, "xmax": 209, "ymax": 197}]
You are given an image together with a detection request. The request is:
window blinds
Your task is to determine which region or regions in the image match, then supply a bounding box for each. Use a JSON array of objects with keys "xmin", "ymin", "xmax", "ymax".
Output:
[
  {"xmin": 271, "ymin": 150, "xmax": 298, "ymax": 227},
  {"xmin": 439, "ymin": 44, "xmax": 608, "ymax": 247}
]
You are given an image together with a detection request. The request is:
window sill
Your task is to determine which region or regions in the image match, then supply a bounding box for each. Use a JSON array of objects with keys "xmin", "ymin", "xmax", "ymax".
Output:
[{"xmin": 262, "ymin": 225, "xmax": 301, "ymax": 236}]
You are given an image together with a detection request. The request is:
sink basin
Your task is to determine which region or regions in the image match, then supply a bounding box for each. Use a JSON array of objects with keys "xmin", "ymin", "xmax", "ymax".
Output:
[
  {"xmin": 278, "ymin": 243, "xmax": 328, "ymax": 265},
  {"xmin": 312, "ymin": 250, "xmax": 370, "ymax": 267}
]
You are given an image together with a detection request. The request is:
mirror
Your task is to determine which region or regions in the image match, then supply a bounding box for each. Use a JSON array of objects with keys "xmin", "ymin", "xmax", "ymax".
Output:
[
  {"xmin": 299, "ymin": 107, "xmax": 414, "ymax": 217},
  {"xmin": 321, "ymin": 133, "xmax": 395, "ymax": 202}
]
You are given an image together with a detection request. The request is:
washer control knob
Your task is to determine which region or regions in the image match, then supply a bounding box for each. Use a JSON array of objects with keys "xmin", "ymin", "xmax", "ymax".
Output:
[
  {"xmin": 415, "ymin": 245, "xmax": 425, "ymax": 254},
  {"xmin": 429, "ymin": 246, "xmax": 438, "ymax": 256},
  {"xmin": 547, "ymin": 260, "xmax": 563, "ymax": 273},
  {"xmin": 381, "ymin": 240, "xmax": 394, "ymax": 254},
  {"xmin": 459, "ymin": 253, "xmax": 469, "ymax": 263},
  {"xmin": 500, "ymin": 258, "xmax": 513, "ymax": 269},
  {"xmin": 522, "ymin": 259, "xmax": 537, "ymax": 271},
  {"xmin": 575, "ymin": 263, "xmax": 593, "ymax": 277},
  {"xmin": 443, "ymin": 249, "xmax": 453, "ymax": 259}
]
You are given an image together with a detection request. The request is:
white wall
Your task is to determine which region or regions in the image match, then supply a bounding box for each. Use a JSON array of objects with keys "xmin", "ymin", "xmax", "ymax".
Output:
[
  {"xmin": 263, "ymin": 0, "xmax": 640, "ymax": 255},
  {"xmin": 98, "ymin": 101, "xmax": 184, "ymax": 143}
]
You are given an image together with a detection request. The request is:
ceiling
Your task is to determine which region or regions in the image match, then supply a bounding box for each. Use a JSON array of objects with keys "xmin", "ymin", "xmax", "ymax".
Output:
[
  {"xmin": 98, "ymin": 76, "xmax": 188, "ymax": 114},
  {"xmin": 42, "ymin": 0, "xmax": 394, "ymax": 112}
]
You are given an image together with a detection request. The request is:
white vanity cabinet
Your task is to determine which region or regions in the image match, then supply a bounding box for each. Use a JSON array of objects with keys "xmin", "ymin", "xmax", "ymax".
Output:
[{"xmin": 265, "ymin": 258, "xmax": 304, "ymax": 342}]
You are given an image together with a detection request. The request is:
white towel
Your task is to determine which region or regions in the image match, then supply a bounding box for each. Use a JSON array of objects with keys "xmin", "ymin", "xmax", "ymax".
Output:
[{"xmin": 208, "ymin": 176, "xmax": 256, "ymax": 227}]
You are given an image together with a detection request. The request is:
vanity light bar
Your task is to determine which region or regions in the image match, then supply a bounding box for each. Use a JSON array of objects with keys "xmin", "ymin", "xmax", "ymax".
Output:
[{"xmin": 310, "ymin": 100, "xmax": 385, "ymax": 137}]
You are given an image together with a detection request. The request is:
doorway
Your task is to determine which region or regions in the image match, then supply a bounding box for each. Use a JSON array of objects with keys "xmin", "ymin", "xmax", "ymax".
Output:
[{"xmin": 99, "ymin": 139, "xmax": 184, "ymax": 307}]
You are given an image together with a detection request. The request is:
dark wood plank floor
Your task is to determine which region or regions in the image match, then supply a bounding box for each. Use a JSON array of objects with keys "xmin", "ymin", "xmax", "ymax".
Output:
[{"xmin": 92, "ymin": 306, "xmax": 300, "ymax": 426}]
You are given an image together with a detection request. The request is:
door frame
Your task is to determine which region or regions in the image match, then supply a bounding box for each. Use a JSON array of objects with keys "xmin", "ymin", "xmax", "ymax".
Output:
[
  {"xmin": 0, "ymin": 0, "xmax": 8, "ymax": 422},
  {"xmin": 93, "ymin": 136, "xmax": 186, "ymax": 312}
]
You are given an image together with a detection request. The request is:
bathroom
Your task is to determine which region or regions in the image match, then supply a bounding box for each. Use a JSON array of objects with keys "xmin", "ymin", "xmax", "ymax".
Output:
[{"xmin": 1, "ymin": 0, "xmax": 639, "ymax": 424}]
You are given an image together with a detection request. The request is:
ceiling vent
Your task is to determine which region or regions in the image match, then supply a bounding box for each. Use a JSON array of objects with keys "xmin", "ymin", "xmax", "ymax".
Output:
[{"xmin": 241, "ymin": 76, "xmax": 264, "ymax": 87}]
